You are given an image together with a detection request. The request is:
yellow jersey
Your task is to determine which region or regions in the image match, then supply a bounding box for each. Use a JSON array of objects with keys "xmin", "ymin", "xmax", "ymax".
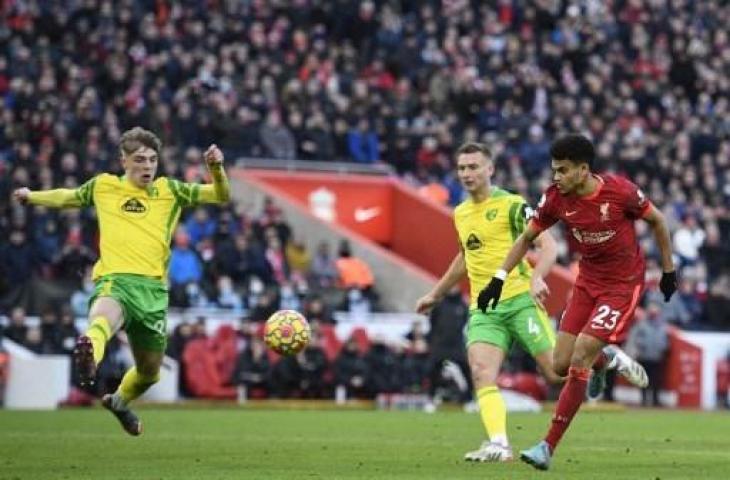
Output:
[
  {"xmin": 454, "ymin": 186, "xmax": 532, "ymax": 308},
  {"xmin": 72, "ymin": 174, "xmax": 225, "ymax": 280}
]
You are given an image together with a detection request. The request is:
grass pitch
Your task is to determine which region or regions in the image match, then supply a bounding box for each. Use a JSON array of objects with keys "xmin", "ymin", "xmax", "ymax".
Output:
[{"xmin": 1, "ymin": 407, "xmax": 728, "ymax": 479}]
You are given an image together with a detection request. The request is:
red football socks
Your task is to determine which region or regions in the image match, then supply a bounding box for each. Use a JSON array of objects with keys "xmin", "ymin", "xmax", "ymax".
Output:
[{"xmin": 545, "ymin": 366, "xmax": 591, "ymax": 452}]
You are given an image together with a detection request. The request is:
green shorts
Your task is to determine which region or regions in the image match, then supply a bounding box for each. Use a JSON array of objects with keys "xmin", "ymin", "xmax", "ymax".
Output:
[
  {"xmin": 89, "ymin": 274, "xmax": 169, "ymax": 352},
  {"xmin": 466, "ymin": 292, "xmax": 555, "ymax": 356}
]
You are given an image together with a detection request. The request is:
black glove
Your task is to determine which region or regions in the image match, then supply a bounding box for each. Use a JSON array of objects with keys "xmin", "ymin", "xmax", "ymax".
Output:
[
  {"xmin": 659, "ymin": 270, "xmax": 678, "ymax": 302},
  {"xmin": 478, "ymin": 277, "xmax": 504, "ymax": 312}
]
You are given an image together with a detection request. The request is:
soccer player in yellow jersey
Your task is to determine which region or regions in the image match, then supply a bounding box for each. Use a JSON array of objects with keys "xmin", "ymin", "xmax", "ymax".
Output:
[
  {"xmin": 13, "ymin": 127, "xmax": 230, "ymax": 435},
  {"xmin": 416, "ymin": 142, "xmax": 562, "ymax": 462}
]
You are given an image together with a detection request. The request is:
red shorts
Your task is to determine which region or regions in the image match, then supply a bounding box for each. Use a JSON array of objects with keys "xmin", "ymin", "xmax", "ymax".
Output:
[{"xmin": 559, "ymin": 282, "xmax": 644, "ymax": 344}]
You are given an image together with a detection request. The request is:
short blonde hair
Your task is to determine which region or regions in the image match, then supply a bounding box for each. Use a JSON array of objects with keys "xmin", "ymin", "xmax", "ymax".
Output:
[
  {"xmin": 120, "ymin": 127, "xmax": 162, "ymax": 157},
  {"xmin": 456, "ymin": 142, "xmax": 492, "ymax": 160}
]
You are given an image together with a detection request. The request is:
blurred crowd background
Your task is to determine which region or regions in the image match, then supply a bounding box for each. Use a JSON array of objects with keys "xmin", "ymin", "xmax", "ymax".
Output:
[{"xmin": 1, "ymin": 1, "xmax": 729, "ymax": 402}]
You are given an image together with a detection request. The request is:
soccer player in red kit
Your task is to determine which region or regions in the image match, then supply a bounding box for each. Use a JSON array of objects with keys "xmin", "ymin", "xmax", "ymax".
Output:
[{"xmin": 477, "ymin": 134, "xmax": 678, "ymax": 470}]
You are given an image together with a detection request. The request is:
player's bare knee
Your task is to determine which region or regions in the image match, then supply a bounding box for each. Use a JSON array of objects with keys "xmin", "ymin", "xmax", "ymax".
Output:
[
  {"xmin": 469, "ymin": 362, "xmax": 498, "ymax": 387},
  {"xmin": 552, "ymin": 351, "xmax": 570, "ymax": 376},
  {"xmin": 569, "ymin": 348, "xmax": 596, "ymax": 369},
  {"xmin": 571, "ymin": 338, "xmax": 604, "ymax": 369},
  {"xmin": 89, "ymin": 298, "xmax": 124, "ymax": 332},
  {"xmin": 545, "ymin": 369, "xmax": 565, "ymax": 385},
  {"xmin": 553, "ymin": 359, "xmax": 570, "ymax": 377}
]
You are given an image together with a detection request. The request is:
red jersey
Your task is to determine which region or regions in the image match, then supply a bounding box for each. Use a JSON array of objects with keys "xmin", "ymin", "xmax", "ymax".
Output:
[{"xmin": 530, "ymin": 174, "xmax": 652, "ymax": 292}]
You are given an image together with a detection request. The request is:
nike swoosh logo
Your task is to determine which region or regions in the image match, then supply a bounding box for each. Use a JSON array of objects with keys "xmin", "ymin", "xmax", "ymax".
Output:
[
  {"xmin": 354, "ymin": 207, "xmax": 381, "ymax": 223},
  {"xmin": 565, "ymin": 210, "xmax": 578, "ymax": 216}
]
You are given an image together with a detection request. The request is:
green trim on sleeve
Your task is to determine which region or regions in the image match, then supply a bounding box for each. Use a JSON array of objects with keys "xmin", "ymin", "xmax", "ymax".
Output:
[
  {"xmin": 167, "ymin": 178, "xmax": 192, "ymax": 207},
  {"xmin": 75, "ymin": 176, "xmax": 97, "ymax": 207},
  {"xmin": 508, "ymin": 201, "xmax": 529, "ymax": 276},
  {"xmin": 167, "ymin": 178, "xmax": 179, "ymax": 200}
]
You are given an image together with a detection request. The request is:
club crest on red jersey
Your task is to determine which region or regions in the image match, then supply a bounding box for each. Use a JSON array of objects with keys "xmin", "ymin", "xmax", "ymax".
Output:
[{"xmin": 600, "ymin": 202, "xmax": 610, "ymax": 222}]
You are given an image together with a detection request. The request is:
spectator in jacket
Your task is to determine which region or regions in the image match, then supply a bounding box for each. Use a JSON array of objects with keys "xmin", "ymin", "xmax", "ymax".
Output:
[
  {"xmin": 334, "ymin": 337, "xmax": 369, "ymax": 399},
  {"xmin": 260, "ymin": 111, "xmax": 296, "ymax": 160},
  {"xmin": 336, "ymin": 240, "xmax": 378, "ymax": 311},
  {"xmin": 364, "ymin": 337, "xmax": 400, "ymax": 396},
  {"xmin": 168, "ymin": 229, "xmax": 204, "ymax": 307},
  {"xmin": 57, "ymin": 306, "xmax": 80, "ymax": 356},
  {"xmin": 297, "ymin": 335, "xmax": 329, "ymax": 398},
  {"xmin": 3, "ymin": 307, "xmax": 28, "ymax": 345},
  {"xmin": 0, "ymin": 230, "xmax": 36, "ymax": 286},
  {"xmin": 52, "ymin": 228, "xmax": 96, "ymax": 287},
  {"xmin": 673, "ymin": 215, "xmax": 706, "ymax": 269},
  {"xmin": 38, "ymin": 306, "xmax": 62, "ymax": 354},
  {"xmin": 232, "ymin": 337, "xmax": 271, "ymax": 397},
  {"xmin": 310, "ymin": 241, "xmax": 339, "ymax": 288},
  {"xmin": 628, "ymin": 301, "xmax": 670, "ymax": 407},
  {"xmin": 185, "ymin": 207, "xmax": 217, "ymax": 247},
  {"xmin": 399, "ymin": 338, "xmax": 431, "ymax": 393},
  {"xmin": 426, "ymin": 286, "xmax": 472, "ymax": 403},
  {"xmin": 347, "ymin": 119, "xmax": 379, "ymax": 163},
  {"xmin": 217, "ymin": 233, "xmax": 273, "ymax": 286},
  {"xmin": 270, "ymin": 334, "xmax": 328, "ymax": 398}
]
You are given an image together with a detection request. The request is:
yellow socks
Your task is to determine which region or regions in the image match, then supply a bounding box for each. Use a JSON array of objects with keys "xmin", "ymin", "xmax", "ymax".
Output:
[
  {"xmin": 87, "ymin": 316, "xmax": 160, "ymax": 407},
  {"xmin": 477, "ymin": 385, "xmax": 508, "ymax": 447},
  {"xmin": 118, "ymin": 367, "xmax": 160, "ymax": 405},
  {"xmin": 85, "ymin": 316, "xmax": 112, "ymax": 364}
]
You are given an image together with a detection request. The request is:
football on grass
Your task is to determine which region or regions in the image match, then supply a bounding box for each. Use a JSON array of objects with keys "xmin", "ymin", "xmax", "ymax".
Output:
[{"xmin": 263, "ymin": 310, "xmax": 311, "ymax": 356}]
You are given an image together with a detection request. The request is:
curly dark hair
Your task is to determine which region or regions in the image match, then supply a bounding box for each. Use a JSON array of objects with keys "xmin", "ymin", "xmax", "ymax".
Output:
[{"xmin": 549, "ymin": 134, "xmax": 595, "ymax": 168}]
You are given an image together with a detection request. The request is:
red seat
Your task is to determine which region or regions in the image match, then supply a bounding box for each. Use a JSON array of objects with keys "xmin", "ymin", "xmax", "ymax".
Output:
[
  {"xmin": 0, "ymin": 352, "xmax": 8, "ymax": 386},
  {"xmin": 319, "ymin": 324, "xmax": 342, "ymax": 362},
  {"xmin": 212, "ymin": 325, "xmax": 239, "ymax": 384},
  {"xmin": 349, "ymin": 327, "xmax": 371, "ymax": 354},
  {"xmin": 182, "ymin": 339, "xmax": 237, "ymax": 399},
  {"xmin": 497, "ymin": 372, "xmax": 548, "ymax": 401}
]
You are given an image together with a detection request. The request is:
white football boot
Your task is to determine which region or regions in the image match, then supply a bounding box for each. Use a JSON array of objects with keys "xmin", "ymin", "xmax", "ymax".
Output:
[
  {"xmin": 464, "ymin": 441, "xmax": 514, "ymax": 462},
  {"xmin": 605, "ymin": 345, "xmax": 649, "ymax": 388}
]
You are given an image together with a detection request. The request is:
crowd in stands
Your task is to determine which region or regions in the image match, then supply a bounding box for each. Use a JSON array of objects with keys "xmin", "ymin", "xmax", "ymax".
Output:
[
  {"xmin": 1, "ymin": 1, "xmax": 729, "ymax": 331},
  {"xmin": 1, "ymin": 1, "xmax": 730, "ymax": 401}
]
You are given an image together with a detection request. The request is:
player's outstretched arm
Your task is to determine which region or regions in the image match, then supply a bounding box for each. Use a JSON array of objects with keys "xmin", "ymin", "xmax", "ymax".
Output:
[
  {"xmin": 13, "ymin": 187, "xmax": 83, "ymax": 209},
  {"xmin": 530, "ymin": 229, "xmax": 558, "ymax": 306},
  {"xmin": 198, "ymin": 144, "xmax": 230, "ymax": 203},
  {"xmin": 415, "ymin": 250, "xmax": 466, "ymax": 315},
  {"xmin": 642, "ymin": 205, "xmax": 677, "ymax": 301},
  {"xmin": 478, "ymin": 224, "xmax": 539, "ymax": 312}
]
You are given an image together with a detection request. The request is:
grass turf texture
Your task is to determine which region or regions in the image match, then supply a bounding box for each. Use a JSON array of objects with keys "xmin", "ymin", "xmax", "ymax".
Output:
[{"xmin": 1, "ymin": 408, "xmax": 728, "ymax": 479}]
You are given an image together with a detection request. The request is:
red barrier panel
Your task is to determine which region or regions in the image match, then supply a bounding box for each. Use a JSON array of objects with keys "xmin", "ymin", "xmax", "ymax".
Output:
[
  {"xmin": 665, "ymin": 327, "xmax": 703, "ymax": 408},
  {"xmin": 244, "ymin": 171, "xmax": 394, "ymax": 244},
  {"xmin": 390, "ymin": 179, "xmax": 456, "ymax": 278}
]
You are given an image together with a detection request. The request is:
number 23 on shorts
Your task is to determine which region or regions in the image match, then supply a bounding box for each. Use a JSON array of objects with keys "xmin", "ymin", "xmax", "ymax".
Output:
[
  {"xmin": 587, "ymin": 285, "xmax": 642, "ymax": 343},
  {"xmin": 590, "ymin": 305, "xmax": 621, "ymax": 330}
]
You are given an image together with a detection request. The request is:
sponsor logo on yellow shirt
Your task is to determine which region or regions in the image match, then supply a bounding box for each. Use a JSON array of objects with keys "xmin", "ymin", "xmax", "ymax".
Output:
[
  {"xmin": 465, "ymin": 233, "xmax": 482, "ymax": 250},
  {"xmin": 119, "ymin": 197, "xmax": 150, "ymax": 217}
]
